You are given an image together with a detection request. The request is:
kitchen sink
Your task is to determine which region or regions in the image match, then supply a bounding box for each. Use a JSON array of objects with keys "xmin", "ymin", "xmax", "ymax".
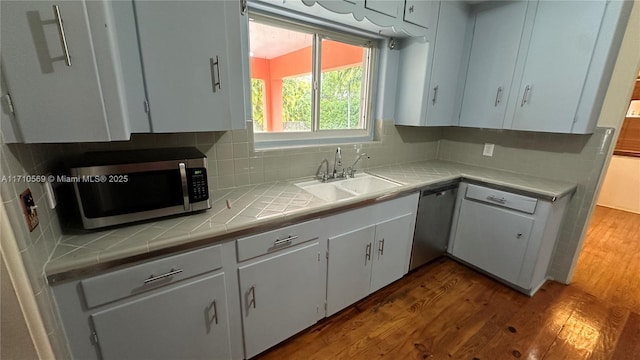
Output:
[
  {"xmin": 338, "ymin": 174, "xmax": 401, "ymax": 195},
  {"xmin": 295, "ymin": 173, "xmax": 401, "ymax": 202}
]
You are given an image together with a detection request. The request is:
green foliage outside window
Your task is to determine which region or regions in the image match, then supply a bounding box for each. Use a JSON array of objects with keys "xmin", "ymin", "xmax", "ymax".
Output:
[
  {"xmin": 251, "ymin": 65, "xmax": 363, "ymax": 132},
  {"xmin": 320, "ymin": 66, "xmax": 362, "ymax": 130},
  {"xmin": 251, "ymin": 79, "xmax": 265, "ymax": 131},
  {"xmin": 282, "ymin": 75, "xmax": 312, "ymax": 130}
]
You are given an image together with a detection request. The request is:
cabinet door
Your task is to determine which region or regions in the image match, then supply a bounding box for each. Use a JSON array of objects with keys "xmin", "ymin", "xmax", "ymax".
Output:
[
  {"xmin": 394, "ymin": 36, "xmax": 434, "ymax": 126},
  {"xmin": 425, "ymin": 1, "xmax": 469, "ymax": 126},
  {"xmin": 91, "ymin": 272, "xmax": 231, "ymax": 360},
  {"xmin": 134, "ymin": 1, "xmax": 233, "ymax": 132},
  {"xmin": 451, "ymin": 199, "xmax": 534, "ymax": 285},
  {"xmin": 365, "ymin": 0, "xmax": 400, "ymax": 17},
  {"xmin": 370, "ymin": 213, "xmax": 413, "ymax": 293},
  {"xmin": 459, "ymin": 1, "xmax": 528, "ymax": 129},
  {"xmin": 404, "ymin": 0, "xmax": 439, "ymax": 29},
  {"xmin": 1, "ymin": 1, "xmax": 110, "ymax": 143},
  {"xmin": 326, "ymin": 225, "xmax": 375, "ymax": 316},
  {"xmin": 239, "ymin": 242, "xmax": 323, "ymax": 359},
  {"xmin": 509, "ymin": 1, "xmax": 606, "ymax": 133}
]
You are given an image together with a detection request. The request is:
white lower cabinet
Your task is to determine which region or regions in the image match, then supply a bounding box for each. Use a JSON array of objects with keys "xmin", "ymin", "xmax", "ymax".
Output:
[
  {"xmin": 238, "ymin": 241, "xmax": 324, "ymax": 359},
  {"xmin": 450, "ymin": 199, "xmax": 534, "ymax": 285},
  {"xmin": 90, "ymin": 272, "xmax": 231, "ymax": 360},
  {"xmin": 370, "ymin": 214, "xmax": 414, "ymax": 293},
  {"xmin": 448, "ymin": 183, "xmax": 570, "ymax": 294},
  {"xmin": 327, "ymin": 225, "xmax": 376, "ymax": 315},
  {"xmin": 326, "ymin": 213, "xmax": 414, "ymax": 316},
  {"xmin": 53, "ymin": 195, "xmax": 419, "ymax": 359},
  {"xmin": 326, "ymin": 194, "xmax": 418, "ymax": 316},
  {"xmin": 52, "ymin": 242, "xmax": 244, "ymax": 360}
]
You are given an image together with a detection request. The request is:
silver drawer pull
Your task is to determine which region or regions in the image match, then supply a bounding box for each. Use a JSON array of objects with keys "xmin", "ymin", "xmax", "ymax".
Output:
[
  {"xmin": 53, "ymin": 5, "xmax": 72, "ymax": 66},
  {"xmin": 143, "ymin": 268, "xmax": 183, "ymax": 284},
  {"xmin": 273, "ymin": 235, "xmax": 298, "ymax": 247},
  {"xmin": 487, "ymin": 195, "xmax": 507, "ymax": 204}
]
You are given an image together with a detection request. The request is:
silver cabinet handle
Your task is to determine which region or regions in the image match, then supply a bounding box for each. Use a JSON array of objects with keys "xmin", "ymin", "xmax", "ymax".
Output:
[
  {"xmin": 432, "ymin": 85, "xmax": 439, "ymax": 105},
  {"xmin": 487, "ymin": 195, "xmax": 507, "ymax": 204},
  {"xmin": 516, "ymin": 233, "xmax": 523, "ymax": 239},
  {"xmin": 521, "ymin": 85, "xmax": 531, "ymax": 106},
  {"xmin": 365, "ymin": 243, "xmax": 372, "ymax": 264},
  {"xmin": 248, "ymin": 285, "xmax": 256, "ymax": 309},
  {"xmin": 179, "ymin": 162, "xmax": 189, "ymax": 211},
  {"xmin": 240, "ymin": 0, "xmax": 248, "ymax": 15},
  {"xmin": 274, "ymin": 235, "xmax": 299, "ymax": 247},
  {"xmin": 378, "ymin": 238, "xmax": 385, "ymax": 256},
  {"xmin": 53, "ymin": 5, "xmax": 72, "ymax": 66},
  {"xmin": 494, "ymin": 86, "xmax": 503, "ymax": 107},
  {"xmin": 143, "ymin": 268, "xmax": 183, "ymax": 284},
  {"xmin": 210, "ymin": 56, "xmax": 221, "ymax": 92},
  {"xmin": 212, "ymin": 300, "xmax": 219, "ymax": 325}
]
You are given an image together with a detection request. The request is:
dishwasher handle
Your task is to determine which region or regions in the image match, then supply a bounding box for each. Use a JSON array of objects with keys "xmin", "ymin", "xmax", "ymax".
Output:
[{"xmin": 421, "ymin": 185, "xmax": 457, "ymax": 197}]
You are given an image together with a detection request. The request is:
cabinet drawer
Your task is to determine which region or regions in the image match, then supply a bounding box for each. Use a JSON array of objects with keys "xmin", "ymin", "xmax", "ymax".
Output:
[
  {"xmin": 81, "ymin": 245, "xmax": 222, "ymax": 309},
  {"xmin": 465, "ymin": 184, "xmax": 537, "ymax": 214},
  {"xmin": 237, "ymin": 219, "xmax": 321, "ymax": 262}
]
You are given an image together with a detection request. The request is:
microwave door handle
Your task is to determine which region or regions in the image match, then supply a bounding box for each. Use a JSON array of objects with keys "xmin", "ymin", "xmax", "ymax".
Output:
[{"xmin": 179, "ymin": 163, "xmax": 190, "ymax": 211}]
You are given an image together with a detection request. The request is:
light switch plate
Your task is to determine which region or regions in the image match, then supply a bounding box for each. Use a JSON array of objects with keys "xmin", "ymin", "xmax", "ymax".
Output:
[
  {"xmin": 19, "ymin": 188, "xmax": 39, "ymax": 232},
  {"xmin": 483, "ymin": 143, "xmax": 494, "ymax": 157}
]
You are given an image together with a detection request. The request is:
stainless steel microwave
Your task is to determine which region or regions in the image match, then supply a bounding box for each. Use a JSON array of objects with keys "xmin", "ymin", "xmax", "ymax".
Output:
[{"xmin": 70, "ymin": 148, "xmax": 211, "ymax": 229}]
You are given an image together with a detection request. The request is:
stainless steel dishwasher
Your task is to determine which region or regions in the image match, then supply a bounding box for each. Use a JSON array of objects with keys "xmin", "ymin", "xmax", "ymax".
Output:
[{"xmin": 409, "ymin": 182, "xmax": 458, "ymax": 270}]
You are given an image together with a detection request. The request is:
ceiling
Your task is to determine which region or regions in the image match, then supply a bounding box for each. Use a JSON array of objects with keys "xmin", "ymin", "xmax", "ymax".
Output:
[{"xmin": 249, "ymin": 21, "xmax": 312, "ymax": 60}]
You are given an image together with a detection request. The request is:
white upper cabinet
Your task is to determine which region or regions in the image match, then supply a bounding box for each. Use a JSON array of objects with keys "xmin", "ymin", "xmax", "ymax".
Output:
[
  {"xmin": 507, "ymin": 1, "xmax": 606, "ymax": 133},
  {"xmin": 0, "ymin": 0, "xmax": 131, "ymax": 143},
  {"xmin": 134, "ymin": 0, "xmax": 246, "ymax": 133},
  {"xmin": 424, "ymin": 1, "xmax": 471, "ymax": 127},
  {"xmin": 395, "ymin": 1, "xmax": 470, "ymax": 127},
  {"xmin": 301, "ymin": 0, "xmax": 438, "ymax": 37},
  {"xmin": 459, "ymin": 1, "xmax": 529, "ymax": 129},
  {"xmin": 460, "ymin": 0, "xmax": 631, "ymax": 134},
  {"xmin": 365, "ymin": 0, "xmax": 401, "ymax": 18},
  {"xmin": 394, "ymin": 36, "xmax": 436, "ymax": 126},
  {"xmin": 403, "ymin": 0, "xmax": 439, "ymax": 29}
]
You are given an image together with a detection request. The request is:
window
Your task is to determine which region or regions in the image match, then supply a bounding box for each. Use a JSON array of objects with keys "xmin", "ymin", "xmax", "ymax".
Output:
[{"xmin": 248, "ymin": 13, "xmax": 376, "ymax": 147}]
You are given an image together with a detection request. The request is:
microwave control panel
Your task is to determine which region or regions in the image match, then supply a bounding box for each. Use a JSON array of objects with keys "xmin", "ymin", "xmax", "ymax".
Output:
[{"xmin": 187, "ymin": 168, "xmax": 209, "ymax": 202}]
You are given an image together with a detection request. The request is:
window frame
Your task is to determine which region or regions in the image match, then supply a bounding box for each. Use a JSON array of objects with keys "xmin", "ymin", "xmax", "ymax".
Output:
[{"xmin": 248, "ymin": 11, "xmax": 381, "ymax": 149}]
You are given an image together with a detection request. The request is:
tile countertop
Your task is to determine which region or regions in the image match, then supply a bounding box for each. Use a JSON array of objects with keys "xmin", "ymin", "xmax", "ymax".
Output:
[{"xmin": 45, "ymin": 160, "xmax": 577, "ymax": 284}]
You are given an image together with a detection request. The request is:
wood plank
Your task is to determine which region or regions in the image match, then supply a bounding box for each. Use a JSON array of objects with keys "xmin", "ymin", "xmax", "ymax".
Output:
[
  {"xmin": 610, "ymin": 311, "xmax": 640, "ymax": 360},
  {"xmin": 590, "ymin": 306, "xmax": 631, "ymax": 360}
]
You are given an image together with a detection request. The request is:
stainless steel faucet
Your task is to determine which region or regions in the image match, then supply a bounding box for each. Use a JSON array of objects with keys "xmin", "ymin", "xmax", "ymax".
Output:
[
  {"xmin": 347, "ymin": 152, "xmax": 369, "ymax": 177},
  {"xmin": 332, "ymin": 147, "xmax": 342, "ymax": 178}
]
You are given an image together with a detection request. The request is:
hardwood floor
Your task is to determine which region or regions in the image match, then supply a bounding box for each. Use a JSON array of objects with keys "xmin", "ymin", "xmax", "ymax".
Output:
[{"xmin": 254, "ymin": 206, "xmax": 640, "ymax": 360}]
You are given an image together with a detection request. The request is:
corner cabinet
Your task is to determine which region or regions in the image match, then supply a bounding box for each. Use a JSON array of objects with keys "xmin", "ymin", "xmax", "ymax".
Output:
[
  {"xmin": 448, "ymin": 183, "xmax": 570, "ymax": 295},
  {"xmin": 0, "ymin": 0, "xmax": 134, "ymax": 143},
  {"xmin": 460, "ymin": 0, "xmax": 632, "ymax": 134},
  {"xmin": 395, "ymin": 1, "xmax": 471, "ymax": 127},
  {"xmin": 133, "ymin": 0, "xmax": 247, "ymax": 132}
]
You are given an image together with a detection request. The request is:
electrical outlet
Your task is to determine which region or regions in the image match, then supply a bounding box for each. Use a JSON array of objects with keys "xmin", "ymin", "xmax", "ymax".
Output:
[
  {"xmin": 483, "ymin": 143, "xmax": 495, "ymax": 157},
  {"xmin": 19, "ymin": 188, "xmax": 39, "ymax": 232}
]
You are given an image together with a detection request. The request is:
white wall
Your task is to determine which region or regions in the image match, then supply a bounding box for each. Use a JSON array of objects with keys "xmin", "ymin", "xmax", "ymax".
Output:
[{"xmin": 597, "ymin": 155, "xmax": 640, "ymax": 213}]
